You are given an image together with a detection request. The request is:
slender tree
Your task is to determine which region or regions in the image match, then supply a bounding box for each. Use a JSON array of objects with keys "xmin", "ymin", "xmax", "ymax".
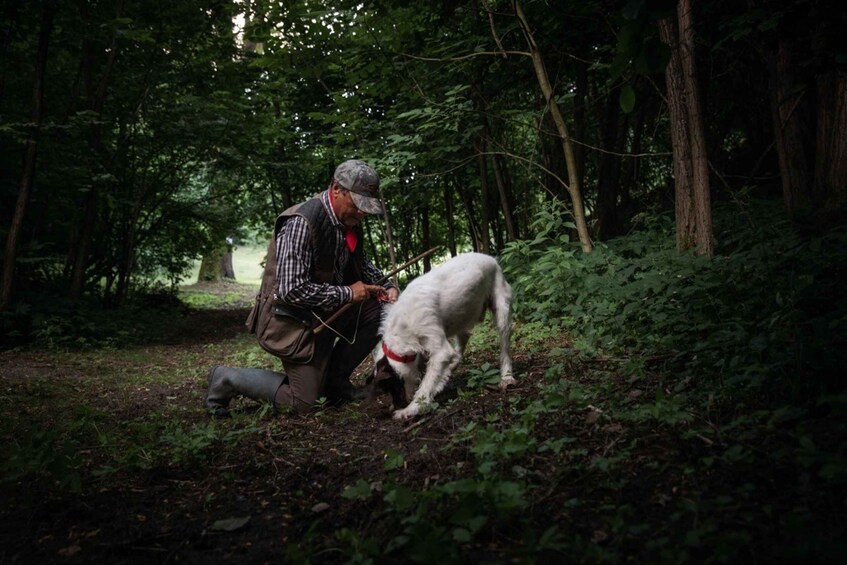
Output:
[
  {"xmin": 67, "ymin": 0, "xmax": 122, "ymax": 300},
  {"xmin": 511, "ymin": 0, "xmax": 593, "ymax": 252},
  {"xmin": 758, "ymin": 0, "xmax": 847, "ymax": 221},
  {"xmin": 1, "ymin": 0, "xmax": 55, "ymax": 309}
]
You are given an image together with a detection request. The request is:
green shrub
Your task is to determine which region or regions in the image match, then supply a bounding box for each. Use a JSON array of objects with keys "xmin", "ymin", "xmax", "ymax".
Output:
[{"xmin": 500, "ymin": 198, "xmax": 847, "ymax": 401}]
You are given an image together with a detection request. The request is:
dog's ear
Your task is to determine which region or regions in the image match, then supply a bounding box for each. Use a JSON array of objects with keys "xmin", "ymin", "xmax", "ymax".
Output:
[
  {"xmin": 370, "ymin": 357, "xmax": 393, "ymax": 384},
  {"xmin": 366, "ymin": 357, "xmax": 393, "ymax": 399},
  {"xmin": 368, "ymin": 357, "xmax": 408, "ymax": 409}
]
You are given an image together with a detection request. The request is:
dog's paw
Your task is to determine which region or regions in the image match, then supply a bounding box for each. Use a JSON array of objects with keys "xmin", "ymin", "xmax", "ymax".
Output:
[
  {"xmin": 392, "ymin": 405, "xmax": 420, "ymax": 420},
  {"xmin": 498, "ymin": 375, "xmax": 516, "ymax": 390}
]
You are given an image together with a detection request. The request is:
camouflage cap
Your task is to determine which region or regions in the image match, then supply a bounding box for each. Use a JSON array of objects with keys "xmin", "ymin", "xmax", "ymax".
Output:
[{"xmin": 333, "ymin": 159, "xmax": 383, "ymax": 214}]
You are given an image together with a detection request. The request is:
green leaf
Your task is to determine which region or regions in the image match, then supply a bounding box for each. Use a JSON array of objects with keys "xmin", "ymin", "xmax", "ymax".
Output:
[
  {"xmin": 341, "ymin": 479, "xmax": 372, "ymax": 500},
  {"xmin": 452, "ymin": 527, "xmax": 471, "ymax": 542},
  {"xmin": 384, "ymin": 448, "xmax": 405, "ymax": 471},
  {"xmin": 384, "ymin": 485, "xmax": 415, "ymax": 510}
]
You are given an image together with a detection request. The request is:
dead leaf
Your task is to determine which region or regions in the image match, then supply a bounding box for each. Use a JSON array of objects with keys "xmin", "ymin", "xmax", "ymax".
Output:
[
  {"xmin": 592, "ymin": 529, "xmax": 608, "ymax": 543},
  {"xmin": 311, "ymin": 502, "xmax": 330, "ymax": 514},
  {"xmin": 210, "ymin": 516, "xmax": 251, "ymax": 532},
  {"xmin": 57, "ymin": 544, "xmax": 81, "ymax": 556}
]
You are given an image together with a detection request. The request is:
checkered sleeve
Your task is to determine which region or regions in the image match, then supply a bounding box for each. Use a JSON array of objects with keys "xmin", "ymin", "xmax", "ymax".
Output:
[
  {"xmin": 360, "ymin": 256, "xmax": 396, "ymax": 290},
  {"xmin": 276, "ymin": 216, "xmax": 353, "ymax": 311}
]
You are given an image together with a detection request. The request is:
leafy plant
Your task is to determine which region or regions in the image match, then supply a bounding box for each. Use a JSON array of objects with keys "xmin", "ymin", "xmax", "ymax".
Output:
[
  {"xmin": 1, "ymin": 428, "xmax": 82, "ymax": 493},
  {"xmin": 465, "ymin": 362, "xmax": 502, "ymax": 390},
  {"xmin": 159, "ymin": 421, "xmax": 220, "ymax": 465}
]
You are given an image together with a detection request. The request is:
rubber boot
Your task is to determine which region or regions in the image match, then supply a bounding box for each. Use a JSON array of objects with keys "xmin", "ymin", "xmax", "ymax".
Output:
[{"xmin": 205, "ymin": 366, "xmax": 286, "ymax": 418}]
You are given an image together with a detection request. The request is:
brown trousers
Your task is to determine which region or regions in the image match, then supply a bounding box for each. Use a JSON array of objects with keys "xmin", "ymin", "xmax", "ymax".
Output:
[{"xmin": 273, "ymin": 298, "xmax": 383, "ymax": 413}]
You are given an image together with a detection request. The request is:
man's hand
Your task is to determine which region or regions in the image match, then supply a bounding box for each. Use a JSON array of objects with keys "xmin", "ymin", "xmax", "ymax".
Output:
[
  {"xmin": 379, "ymin": 287, "xmax": 400, "ymax": 303},
  {"xmin": 349, "ymin": 281, "xmax": 385, "ymax": 303}
]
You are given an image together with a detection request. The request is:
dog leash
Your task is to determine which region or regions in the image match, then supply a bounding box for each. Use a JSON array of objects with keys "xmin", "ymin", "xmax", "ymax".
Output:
[{"xmin": 311, "ymin": 300, "xmax": 364, "ymax": 345}]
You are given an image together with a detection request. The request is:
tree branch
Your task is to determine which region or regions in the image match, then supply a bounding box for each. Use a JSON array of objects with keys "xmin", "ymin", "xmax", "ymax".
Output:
[{"xmin": 401, "ymin": 50, "xmax": 530, "ymax": 63}]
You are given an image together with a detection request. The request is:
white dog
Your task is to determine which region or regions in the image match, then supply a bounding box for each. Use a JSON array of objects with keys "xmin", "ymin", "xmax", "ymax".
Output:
[{"xmin": 368, "ymin": 252, "xmax": 515, "ymax": 420}]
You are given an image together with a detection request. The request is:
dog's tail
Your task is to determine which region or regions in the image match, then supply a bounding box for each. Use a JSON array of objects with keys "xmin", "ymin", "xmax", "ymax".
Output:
[{"xmin": 490, "ymin": 265, "xmax": 513, "ymax": 377}]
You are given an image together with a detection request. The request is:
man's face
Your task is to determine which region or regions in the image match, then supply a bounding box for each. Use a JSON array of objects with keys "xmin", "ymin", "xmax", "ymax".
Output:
[{"xmin": 331, "ymin": 183, "xmax": 367, "ymax": 227}]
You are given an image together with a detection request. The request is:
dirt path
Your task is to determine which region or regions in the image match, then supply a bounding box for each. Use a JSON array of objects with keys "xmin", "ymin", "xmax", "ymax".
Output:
[{"xmin": 0, "ymin": 306, "xmax": 541, "ymax": 563}]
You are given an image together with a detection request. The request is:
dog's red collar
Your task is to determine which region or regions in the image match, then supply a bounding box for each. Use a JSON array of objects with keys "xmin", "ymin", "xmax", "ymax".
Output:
[{"xmin": 382, "ymin": 342, "xmax": 416, "ymax": 363}]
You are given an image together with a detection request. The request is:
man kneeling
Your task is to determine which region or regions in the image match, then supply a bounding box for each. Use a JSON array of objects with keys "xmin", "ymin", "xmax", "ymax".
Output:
[{"xmin": 205, "ymin": 160, "xmax": 399, "ymax": 416}]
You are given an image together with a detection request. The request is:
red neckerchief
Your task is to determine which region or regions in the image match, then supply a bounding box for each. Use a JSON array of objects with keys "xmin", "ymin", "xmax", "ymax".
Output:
[
  {"xmin": 382, "ymin": 342, "xmax": 416, "ymax": 363},
  {"xmin": 329, "ymin": 189, "xmax": 357, "ymax": 252},
  {"xmin": 345, "ymin": 229, "xmax": 358, "ymax": 253}
]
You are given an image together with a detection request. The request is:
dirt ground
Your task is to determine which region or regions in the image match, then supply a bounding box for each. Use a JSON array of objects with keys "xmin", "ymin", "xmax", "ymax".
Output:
[
  {"xmin": 2, "ymin": 297, "xmax": 844, "ymax": 564},
  {"xmin": 0, "ymin": 304, "xmax": 553, "ymax": 564}
]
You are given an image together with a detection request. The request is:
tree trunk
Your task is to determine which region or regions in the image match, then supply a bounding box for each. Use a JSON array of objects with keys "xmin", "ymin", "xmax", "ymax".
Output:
[
  {"xmin": 68, "ymin": 0, "xmax": 123, "ymax": 300},
  {"xmin": 420, "ymin": 206, "xmax": 432, "ymax": 272},
  {"xmin": 443, "ymin": 182, "xmax": 458, "ymax": 257},
  {"xmin": 513, "ymin": 0, "xmax": 593, "ymax": 253},
  {"xmin": 621, "ymin": 83, "xmax": 650, "ymax": 219},
  {"xmin": 764, "ymin": 13, "xmax": 847, "ymax": 225},
  {"xmin": 814, "ymin": 72, "xmax": 847, "ymax": 214},
  {"xmin": 365, "ymin": 221, "xmax": 381, "ymax": 270},
  {"xmin": 198, "ymin": 245, "xmax": 233, "ymax": 282},
  {"xmin": 659, "ymin": 0, "xmax": 713, "ymax": 256},
  {"xmin": 595, "ymin": 84, "xmax": 626, "ymax": 241},
  {"xmin": 1, "ymin": 0, "xmax": 55, "ymax": 310},
  {"xmin": 499, "ymin": 154, "xmax": 520, "ymax": 238},
  {"xmin": 114, "ymin": 229, "xmax": 135, "ymax": 307},
  {"xmin": 475, "ymin": 137, "xmax": 492, "ymax": 254},
  {"xmin": 541, "ymin": 113, "xmax": 569, "ymax": 203},
  {"xmin": 491, "ymin": 151, "xmax": 518, "ymax": 241},
  {"xmin": 659, "ymin": 18, "xmax": 694, "ymax": 249},
  {"xmin": 456, "ymin": 181, "xmax": 482, "ymax": 252},
  {"xmin": 221, "ymin": 248, "xmax": 235, "ymax": 279},
  {"xmin": 678, "ymin": 0, "xmax": 713, "ymax": 257},
  {"xmin": 573, "ymin": 56, "xmax": 588, "ymax": 191},
  {"xmin": 768, "ymin": 37, "xmax": 814, "ymax": 216},
  {"xmin": 482, "ymin": 117, "xmax": 518, "ymax": 242}
]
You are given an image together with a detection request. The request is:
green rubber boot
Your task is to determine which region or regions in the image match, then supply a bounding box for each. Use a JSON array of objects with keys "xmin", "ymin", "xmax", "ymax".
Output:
[{"xmin": 205, "ymin": 366, "xmax": 286, "ymax": 418}]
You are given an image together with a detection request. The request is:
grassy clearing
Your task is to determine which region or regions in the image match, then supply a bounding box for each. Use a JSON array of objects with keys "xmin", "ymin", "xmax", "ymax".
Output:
[
  {"xmin": 230, "ymin": 243, "xmax": 266, "ymax": 286},
  {"xmin": 177, "ymin": 280, "xmax": 258, "ymax": 309},
  {"xmin": 180, "ymin": 243, "xmax": 266, "ymax": 287},
  {"xmin": 177, "ymin": 244, "xmax": 264, "ymax": 310}
]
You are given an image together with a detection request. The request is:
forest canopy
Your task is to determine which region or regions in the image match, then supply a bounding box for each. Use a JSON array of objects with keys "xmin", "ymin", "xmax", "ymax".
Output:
[{"xmin": 2, "ymin": 0, "xmax": 844, "ymax": 320}]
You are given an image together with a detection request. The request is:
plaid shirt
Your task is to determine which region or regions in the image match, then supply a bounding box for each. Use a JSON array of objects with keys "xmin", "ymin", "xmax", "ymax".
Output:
[{"xmin": 275, "ymin": 190, "xmax": 390, "ymax": 312}]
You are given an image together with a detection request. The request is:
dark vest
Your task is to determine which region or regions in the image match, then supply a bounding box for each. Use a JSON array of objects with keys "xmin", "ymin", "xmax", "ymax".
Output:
[
  {"xmin": 244, "ymin": 195, "xmax": 367, "ymax": 360},
  {"xmin": 247, "ymin": 196, "xmax": 363, "ymax": 326}
]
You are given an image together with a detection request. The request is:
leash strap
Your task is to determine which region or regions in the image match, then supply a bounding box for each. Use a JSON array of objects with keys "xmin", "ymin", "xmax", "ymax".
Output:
[{"xmin": 312, "ymin": 301, "xmax": 363, "ymax": 345}]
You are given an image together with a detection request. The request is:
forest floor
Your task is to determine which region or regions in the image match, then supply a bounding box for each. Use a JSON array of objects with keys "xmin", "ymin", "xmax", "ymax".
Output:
[
  {"xmin": 1, "ymin": 281, "xmax": 844, "ymax": 563},
  {"xmin": 1, "ymin": 282, "xmax": 550, "ymax": 564}
]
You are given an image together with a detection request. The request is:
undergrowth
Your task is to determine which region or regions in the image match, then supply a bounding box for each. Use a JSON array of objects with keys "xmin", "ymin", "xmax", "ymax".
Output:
[
  {"xmin": 320, "ymin": 197, "xmax": 847, "ymax": 563},
  {"xmin": 501, "ymin": 198, "xmax": 845, "ymax": 401},
  {"xmin": 0, "ymin": 281, "xmax": 257, "ymax": 350}
]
